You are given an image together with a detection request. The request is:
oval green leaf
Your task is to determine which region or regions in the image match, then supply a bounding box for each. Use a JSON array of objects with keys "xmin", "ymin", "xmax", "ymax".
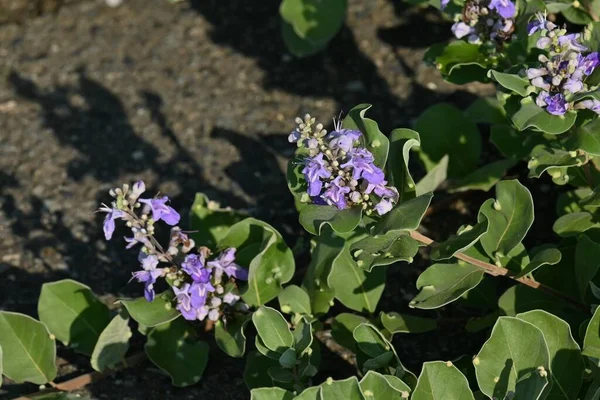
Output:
[
  {"xmin": 252, "ymin": 306, "xmax": 294, "ymax": 353},
  {"xmin": 412, "ymin": 361, "xmax": 475, "ymax": 400},
  {"xmin": 120, "ymin": 290, "xmax": 180, "ymax": 327},
  {"xmin": 90, "ymin": 309, "xmax": 131, "ymax": 372}
]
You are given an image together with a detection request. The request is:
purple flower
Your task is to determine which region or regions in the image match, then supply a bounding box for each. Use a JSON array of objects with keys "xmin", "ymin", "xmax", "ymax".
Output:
[
  {"xmin": 223, "ymin": 291, "xmax": 240, "ymax": 305},
  {"xmin": 190, "ymin": 281, "xmax": 215, "ymax": 309},
  {"xmin": 531, "ymin": 76, "xmax": 551, "ymax": 91},
  {"xmin": 452, "ymin": 22, "xmax": 474, "ymax": 39},
  {"xmin": 546, "ymin": 93, "xmax": 568, "ymax": 115},
  {"xmin": 441, "ymin": 0, "xmax": 450, "ymax": 9},
  {"xmin": 132, "ymin": 255, "xmax": 164, "ymax": 302},
  {"xmin": 564, "ymin": 78, "xmax": 583, "ymax": 94},
  {"xmin": 99, "ymin": 206, "xmax": 124, "ymax": 240},
  {"xmin": 526, "ymin": 68, "xmax": 547, "ymax": 79},
  {"xmin": 558, "ymin": 34, "xmax": 588, "ymax": 52},
  {"xmin": 342, "ymin": 148, "xmax": 385, "ymax": 185},
  {"xmin": 182, "ymin": 253, "xmax": 211, "ymax": 283},
  {"xmin": 207, "ymin": 248, "xmax": 248, "ymax": 280},
  {"xmin": 322, "ymin": 176, "xmax": 351, "ymax": 209},
  {"xmin": 131, "ymin": 180, "xmax": 145, "ymax": 200},
  {"xmin": 536, "ymin": 37, "xmax": 552, "ymax": 49},
  {"xmin": 579, "ymin": 52, "xmax": 600, "ymax": 75},
  {"xmin": 375, "ymin": 199, "xmax": 394, "ymax": 215},
  {"xmin": 328, "ymin": 129, "xmax": 361, "ymax": 153},
  {"xmin": 489, "ymin": 0, "xmax": 516, "ymax": 18},
  {"xmin": 302, "ymin": 153, "xmax": 331, "ymax": 196},
  {"xmin": 536, "ymin": 91, "xmax": 550, "ymax": 108},
  {"xmin": 174, "ymin": 284, "xmax": 196, "ymax": 320},
  {"xmin": 139, "ymin": 196, "xmax": 180, "ymax": 225},
  {"xmin": 527, "ymin": 13, "xmax": 555, "ymax": 36},
  {"xmin": 579, "ymin": 99, "xmax": 600, "ymax": 114}
]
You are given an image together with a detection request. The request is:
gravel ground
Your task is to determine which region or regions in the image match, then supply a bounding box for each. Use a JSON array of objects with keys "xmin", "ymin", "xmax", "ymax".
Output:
[{"xmin": 0, "ymin": 0, "xmax": 496, "ymax": 398}]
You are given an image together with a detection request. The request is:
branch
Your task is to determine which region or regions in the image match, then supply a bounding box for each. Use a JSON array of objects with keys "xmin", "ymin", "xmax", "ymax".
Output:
[{"xmin": 409, "ymin": 230, "xmax": 590, "ymax": 314}]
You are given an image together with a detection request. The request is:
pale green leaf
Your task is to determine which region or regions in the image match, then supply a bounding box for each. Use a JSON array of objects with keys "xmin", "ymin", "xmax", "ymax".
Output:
[
  {"xmin": 360, "ymin": 370, "xmax": 410, "ymax": 399},
  {"xmin": 299, "ymin": 205, "xmax": 362, "ymax": 236},
  {"xmin": 412, "ymin": 361, "xmax": 475, "ymax": 400},
  {"xmin": 90, "ymin": 310, "xmax": 131, "ymax": 372},
  {"xmin": 583, "ymin": 306, "xmax": 600, "ymax": 359},
  {"xmin": 415, "ymin": 155, "xmax": 448, "ymax": 195},
  {"xmin": 145, "ymin": 318, "xmax": 209, "ymax": 387},
  {"xmin": 517, "ymin": 310, "xmax": 584, "ymax": 400},
  {"xmin": 320, "ymin": 376, "xmax": 365, "ymax": 400},
  {"xmin": 514, "ymin": 248, "xmax": 562, "ymax": 279},
  {"xmin": 449, "ymin": 159, "xmax": 516, "ymax": 193},
  {"xmin": 430, "ymin": 220, "xmax": 489, "ymax": 261},
  {"xmin": 215, "ymin": 316, "xmax": 250, "ymax": 358},
  {"xmin": 380, "ymin": 312, "xmax": 437, "ymax": 335},
  {"xmin": 576, "ymin": 235, "xmax": 600, "ymax": 301},
  {"xmin": 189, "ymin": 192, "xmax": 245, "ymax": 249},
  {"xmin": 252, "ymin": 306, "xmax": 294, "ymax": 353},
  {"xmin": 0, "ymin": 312, "xmax": 56, "ymax": 385},
  {"xmin": 38, "ymin": 279, "xmax": 110, "ymax": 355},
  {"xmin": 374, "ymin": 193, "xmax": 432, "ymax": 235},
  {"xmin": 415, "ymin": 103, "xmax": 481, "ymax": 178},
  {"xmin": 251, "ymin": 387, "xmax": 295, "ymax": 400},
  {"xmin": 350, "ymin": 232, "xmax": 419, "ymax": 271},
  {"xmin": 278, "ymin": 285, "xmax": 312, "ymax": 315},
  {"xmin": 120, "ymin": 290, "xmax": 180, "ymax": 327},
  {"xmin": 342, "ymin": 104, "xmax": 390, "ymax": 168},
  {"xmin": 410, "ymin": 263, "xmax": 484, "ymax": 310},
  {"xmin": 553, "ymin": 212, "xmax": 598, "ymax": 237},
  {"xmin": 388, "ymin": 128, "xmax": 420, "ymax": 202},
  {"xmin": 474, "ymin": 317, "xmax": 550, "ymax": 399}
]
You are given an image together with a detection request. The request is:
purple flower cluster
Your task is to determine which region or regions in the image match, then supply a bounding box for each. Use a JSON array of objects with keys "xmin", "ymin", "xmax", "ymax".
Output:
[
  {"xmin": 99, "ymin": 182, "xmax": 249, "ymax": 322},
  {"xmin": 526, "ymin": 13, "xmax": 600, "ymax": 115},
  {"xmin": 444, "ymin": 0, "xmax": 516, "ymax": 46},
  {"xmin": 289, "ymin": 114, "xmax": 399, "ymax": 216}
]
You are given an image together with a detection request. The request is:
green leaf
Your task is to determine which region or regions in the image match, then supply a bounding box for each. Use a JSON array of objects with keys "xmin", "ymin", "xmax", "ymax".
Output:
[
  {"xmin": 0, "ymin": 344, "xmax": 2, "ymax": 388},
  {"xmin": 331, "ymin": 313, "xmax": 368, "ymax": 351},
  {"xmin": 479, "ymin": 180, "xmax": 534, "ymax": 259},
  {"xmin": 349, "ymin": 232, "xmax": 419, "ymax": 271},
  {"xmin": 244, "ymin": 351, "xmax": 279, "ymax": 389},
  {"xmin": 583, "ymin": 306, "xmax": 600, "ymax": 359},
  {"xmin": 382, "ymin": 374, "xmax": 412, "ymax": 393},
  {"xmin": 568, "ymin": 119, "xmax": 600, "ymax": 156},
  {"xmin": 145, "ymin": 318, "xmax": 209, "ymax": 387},
  {"xmin": 410, "ymin": 263, "xmax": 484, "ymax": 309},
  {"xmin": 449, "ymin": 159, "xmax": 516, "ymax": 193},
  {"xmin": 580, "ymin": 185, "xmax": 600, "ymax": 208},
  {"xmin": 465, "ymin": 97, "xmax": 507, "ymax": 125},
  {"xmin": 189, "ymin": 192, "xmax": 244, "ymax": 249},
  {"xmin": 295, "ymin": 387, "xmax": 321, "ymax": 400},
  {"xmin": 517, "ymin": 310, "xmax": 584, "ymax": 400},
  {"xmin": 220, "ymin": 218, "xmax": 294, "ymax": 306},
  {"xmin": 90, "ymin": 310, "xmax": 131, "ymax": 372},
  {"xmin": 328, "ymin": 241, "xmax": 387, "ymax": 313},
  {"xmin": 278, "ymin": 348, "xmax": 297, "ymax": 369},
  {"xmin": 415, "ymin": 103, "xmax": 481, "ymax": 178},
  {"xmin": 576, "ymin": 235, "xmax": 600, "ymax": 301},
  {"xmin": 278, "ymin": 285, "xmax": 312, "ymax": 315},
  {"xmin": 293, "ymin": 317, "xmax": 313, "ymax": 356},
  {"xmin": 281, "ymin": 20, "xmax": 328, "ymax": 58},
  {"xmin": 466, "ymin": 311, "xmax": 500, "ymax": 333},
  {"xmin": 342, "ymin": 104, "xmax": 390, "ymax": 168},
  {"xmin": 474, "ymin": 317, "xmax": 550, "ymax": 399},
  {"xmin": 424, "ymin": 42, "xmax": 489, "ymax": 84},
  {"xmin": 490, "ymin": 124, "xmax": 547, "ymax": 159},
  {"xmin": 489, "ymin": 70, "xmax": 535, "ymax": 97},
  {"xmin": 527, "ymin": 145, "xmax": 583, "ymax": 179},
  {"xmin": 252, "ymin": 306, "xmax": 294, "ymax": 353},
  {"xmin": 301, "ymin": 228, "xmax": 341, "ymax": 316},
  {"xmin": 215, "ymin": 316, "xmax": 250, "ymax": 358},
  {"xmin": 380, "ymin": 312, "xmax": 437, "ymax": 335},
  {"xmin": 320, "ymin": 376, "xmax": 365, "ymax": 400},
  {"xmin": 299, "ymin": 205, "xmax": 362, "ymax": 236},
  {"xmin": 498, "ymin": 284, "xmax": 575, "ymax": 325},
  {"xmin": 553, "ymin": 212, "xmax": 598, "ymax": 237},
  {"xmin": 415, "ymin": 155, "xmax": 448, "ymax": 195},
  {"xmin": 388, "ymin": 128, "xmax": 420, "ymax": 202},
  {"xmin": 374, "ymin": 193, "xmax": 433, "ymax": 235},
  {"xmin": 513, "ymin": 248, "xmax": 562, "ymax": 279},
  {"xmin": 563, "ymin": 6, "xmax": 593, "ymax": 25},
  {"xmin": 251, "ymin": 387, "xmax": 294, "ymax": 400},
  {"xmin": 354, "ymin": 323, "xmax": 391, "ymax": 359},
  {"xmin": 38, "ymin": 279, "xmax": 110, "ymax": 355},
  {"xmin": 120, "ymin": 290, "xmax": 180, "ymax": 327},
  {"xmin": 430, "ymin": 220, "xmax": 489, "ymax": 261},
  {"xmin": 508, "ymin": 96, "xmax": 577, "ymax": 135},
  {"xmin": 0, "ymin": 312, "xmax": 56, "ymax": 385},
  {"xmin": 557, "ymin": 188, "xmax": 593, "ymax": 216},
  {"xmin": 279, "ymin": 0, "xmax": 346, "ymax": 46},
  {"xmin": 360, "ymin": 370, "xmax": 410, "ymax": 399},
  {"xmin": 412, "ymin": 361, "xmax": 475, "ymax": 400}
]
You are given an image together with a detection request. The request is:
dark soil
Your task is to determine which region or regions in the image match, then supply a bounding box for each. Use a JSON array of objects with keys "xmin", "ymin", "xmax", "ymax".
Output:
[{"xmin": 0, "ymin": 0, "xmax": 519, "ymax": 398}]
